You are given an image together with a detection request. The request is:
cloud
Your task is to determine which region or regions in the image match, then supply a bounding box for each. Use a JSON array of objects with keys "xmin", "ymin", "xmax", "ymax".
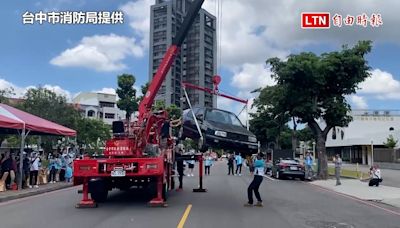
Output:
[
  {"xmin": 50, "ymin": 34, "xmax": 144, "ymax": 72},
  {"xmin": 201, "ymin": 0, "xmax": 400, "ymax": 69},
  {"xmin": 358, "ymin": 69, "xmax": 400, "ymax": 99},
  {"xmin": 0, "ymin": 78, "xmax": 74, "ymax": 101},
  {"xmin": 42, "ymin": 84, "xmax": 72, "ymax": 100},
  {"xmin": 350, "ymin": 95, "xmax": 368, "ymax": 109},
  {"xmin": 120, "ymin": 0, "xmax": 152, "ymax": 48},
  {"xmin": 95, "ymin": 87, "xmax": 116, "ymax": 95},
  {"xmin": 0, "ymin": 79, "xmax": 26, "ymax": 97},
  {"xmin": 231, "ymin": 63, "xmax": 276, "ymax": 92}
]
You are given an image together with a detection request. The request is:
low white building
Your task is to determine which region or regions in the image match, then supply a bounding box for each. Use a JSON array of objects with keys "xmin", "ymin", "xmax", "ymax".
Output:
[
  {"xmin": 72, "ymin": 92, "xmax": 132, "ymax": 125},
  {"xmin": 324, "ymin": 110, "xmax": 400, "ymax": 165}
]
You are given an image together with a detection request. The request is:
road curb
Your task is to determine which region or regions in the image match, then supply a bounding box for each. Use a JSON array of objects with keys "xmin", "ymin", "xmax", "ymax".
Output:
[{"xmin": 0, "ymin": 184, "xmax": 74, "ymax": 203}]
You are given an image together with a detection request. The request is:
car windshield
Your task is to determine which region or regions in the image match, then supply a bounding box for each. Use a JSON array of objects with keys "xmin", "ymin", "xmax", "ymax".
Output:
[{"xmin": 205, "ymin": 109, "xmax": 243, "ymax": 126}]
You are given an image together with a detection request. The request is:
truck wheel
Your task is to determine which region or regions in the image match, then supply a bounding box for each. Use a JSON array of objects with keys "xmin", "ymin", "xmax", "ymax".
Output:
[
  {"xmin": 162, "ymin": 183, "xmax": 168, "ymax": 201},
  {"xmin": 91, "ymin": 188, "xmax": 108, "ymax": 203},
  {"xmin": 89, "ymin": 180, "xmax": 108, "ymax": 203}
]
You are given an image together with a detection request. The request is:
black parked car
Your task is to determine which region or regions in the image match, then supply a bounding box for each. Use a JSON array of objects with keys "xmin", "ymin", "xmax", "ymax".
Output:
[
  {"xmin": 179, "ymin": 107, "xmax": 258, "ymax": 153},
  {"xmin": 271, "ymin": 158, "xmax": 305, "ymax": 180}
]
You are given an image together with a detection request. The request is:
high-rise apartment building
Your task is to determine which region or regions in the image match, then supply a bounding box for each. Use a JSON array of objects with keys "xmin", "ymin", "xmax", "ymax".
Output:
[{"xmin": 149, "ymin": 0, "xmax": 217, "ymax": 108}]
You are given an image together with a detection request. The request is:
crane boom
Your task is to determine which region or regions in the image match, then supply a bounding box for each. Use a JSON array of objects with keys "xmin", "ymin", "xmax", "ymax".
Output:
[
  {"xmin": 73, "ymin": 0, "xmax": 206, "ymax": 208},
  {"xmin": 139, "ymin": 0, "xmax": 205, "ymax": 121}
]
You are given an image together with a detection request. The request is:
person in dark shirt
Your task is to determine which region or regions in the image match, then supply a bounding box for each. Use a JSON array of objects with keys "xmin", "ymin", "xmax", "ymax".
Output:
[
  {"xmin": 22, "ymin": 154, "xmax": 30, "ymax": 188},
  {"xmin": 175, "ymin": 149, "xmax": 185, "ymax": 191},
  {"xmin": 160, "ymin": 119, "xmax": 171, "ymax": 149},
  {"xmin": 0, "ymin": 151, "xmax": 15, "ymax": 189},
  {"xmin": 228, "ymin": 154, "xmax": 235, "ymax": 175}
]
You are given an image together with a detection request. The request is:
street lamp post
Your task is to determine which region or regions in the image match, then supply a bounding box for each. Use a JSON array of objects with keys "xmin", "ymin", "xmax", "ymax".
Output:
[
  {"xmin": 312, "ymin": 141, "xmax": 316, "ymax": 161},
  {"xmin": 371, "ymin": 140, "xmax": 374, "ymax": 166}
]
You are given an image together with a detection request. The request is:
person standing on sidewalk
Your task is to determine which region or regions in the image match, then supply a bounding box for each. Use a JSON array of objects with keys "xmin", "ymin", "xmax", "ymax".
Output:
[
  {"xmin": 29, "ymin": 152, "xmax": 40, "ymax": 188},
  {"xmin": 334, "ymin": 154, "xmax": 342, "ymax": 186},
  {"xmin": 244, "ymin": 153, "xmax": 264, "ymax": 207},
  {"xmin": 305, "ymin": 152, "xmax": 314, "ymax": 180},
  {"xmin": 48, "ymin": 153, "xmax": 56, "ymax": 183}
]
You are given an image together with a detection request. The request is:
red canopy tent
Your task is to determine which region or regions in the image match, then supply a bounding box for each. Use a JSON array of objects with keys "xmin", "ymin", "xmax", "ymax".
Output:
[{"xmin": 0, "ymin": 103, "xmax": 76, "ymax": 189}]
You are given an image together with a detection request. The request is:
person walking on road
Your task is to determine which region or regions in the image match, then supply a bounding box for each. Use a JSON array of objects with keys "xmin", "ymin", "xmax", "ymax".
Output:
[
  {"xmin": 334, "ymin": 154, "xmax": 342, "ymax": 186},
  {"xmin": 235, "ymin": 153, "xmax": 243, "ymax": 176},
  {"xmin": 227, "ymin": 154, "xmax": 234, "ymax": 175},
  {"xmin": 187, "ymin": 159, "xmax": 195, "ymax": 177},
  {"xmin": 175, "ymin": 148, "xmax": 185, "ymax": 191},
  {"xmin": 204, "ymin": 153, "xmax": 213, "ymax": 175},
  {"xmin": 245, "ymin": 153, "xmax": 264, "ymax": 207}
]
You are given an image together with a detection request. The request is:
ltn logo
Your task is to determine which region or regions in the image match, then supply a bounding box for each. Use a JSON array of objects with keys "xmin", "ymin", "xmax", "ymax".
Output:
[{"xmin": 301, "ymin": 12, "xmax": 331, "ymax": 29}]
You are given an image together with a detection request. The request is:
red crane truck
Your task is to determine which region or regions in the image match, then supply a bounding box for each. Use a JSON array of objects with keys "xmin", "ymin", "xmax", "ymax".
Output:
[{"xmin": 73, "ymin": 0, "xmax": 205, "ymax": 208}]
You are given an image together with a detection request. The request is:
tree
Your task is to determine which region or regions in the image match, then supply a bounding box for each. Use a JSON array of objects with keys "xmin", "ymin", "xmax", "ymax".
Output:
[
  {"xmin": 258, "ymin": 41, "xmax": 372, "ymax": 179},
  {"xmin": 76, "ymin": 118, "xmax": 111, "ymax": 151},
  {"xmin": 384, "ymin": 135, "xmax": 398, "ymax": 149},
  {"xmin": 249, "ymin": 109, "xmax": 288, "ymax": 149},
  {"xmin": 0, "ymin": 87, "xmax": 15, "ymax": 104},
  {"xmin": 138, "ymin": 82, "xmax": 149, "ymax": 102},
  {"xmin": 166, "ymin": 104, "xmax": 182, "ymax": 119},
  {"xmin": 252, "ymin": 86, "xmax": 291, "ymax": 149},
  {"xmin": 116, "ymin": 74, "xmax": 139, "ymax": 121},
  {"xmin": 298, "ymin": 127, "xmax": 314, "ymax": 142},
  {"xmin": 182, "ymin": 138, "xmax": 197, "ymax": 151},
  {"xmin": 19, "ymin": 87, "xmax": 80, "ymax": 129},
  {"xmin": 153, "ymin": 100, "xmax": 166, "ymax": 111},
  {"xmin": 14, "ymin": 87, "xmax": 81, "ymax": 152}
]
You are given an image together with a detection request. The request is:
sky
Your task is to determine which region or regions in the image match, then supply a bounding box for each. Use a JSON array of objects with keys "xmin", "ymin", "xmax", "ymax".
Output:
[{"xmin": 1, "ymin": 0, "xmax": 400, "ymax": 123}]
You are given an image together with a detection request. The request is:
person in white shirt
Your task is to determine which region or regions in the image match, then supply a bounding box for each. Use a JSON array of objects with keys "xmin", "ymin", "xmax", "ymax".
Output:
[
  {"xmin": 29, "ymin": 152, "xmax": 41, "ymax": 188},
  {"xmin": 369, "ymin": 165, "xmax": 382, "ymax": 187}
]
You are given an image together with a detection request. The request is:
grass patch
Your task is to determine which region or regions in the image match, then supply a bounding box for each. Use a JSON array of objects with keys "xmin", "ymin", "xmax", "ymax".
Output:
[{"xmin": 327, "ymin": 167, "xmax": 369, "ymax": 179}]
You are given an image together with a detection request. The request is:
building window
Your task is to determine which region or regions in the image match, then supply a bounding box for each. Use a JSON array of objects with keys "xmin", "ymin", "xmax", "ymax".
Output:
[
  {"xmin": 99, "ymin": 102, "xmax": 115, "ymax": 108},
  {"xmin": 87, "ymin": 110, "xmax": 95, "ymax": 117},
  {"xmin": 332, "ymin": 127, "xmax": 337, "ymax": 140},
  {"xmin": 105, "ymin": 113, "xmax": 115, "ymax": 119}
]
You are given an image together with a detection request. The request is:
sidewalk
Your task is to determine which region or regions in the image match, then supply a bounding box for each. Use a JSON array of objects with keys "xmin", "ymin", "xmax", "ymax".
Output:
[
  {"xmin": 310, "ymin": 179, "xmax": 400, "ymax": 208},
  {"xmin": 0, "ymin": 182, "xmax": 73, "ymax": 203},
  {"xmin": 328, "ymin": 162, "xmax": 400, "ymax": 188}
]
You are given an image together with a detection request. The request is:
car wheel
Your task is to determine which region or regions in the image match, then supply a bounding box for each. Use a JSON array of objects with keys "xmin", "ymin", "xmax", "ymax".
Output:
[
  {"xmin": 300, "ymin": 175, "xmax": 305, "ymax": 181},
  {"xmin": 89, "ymin": 179, "xmax": 108, "ymax": 203}
]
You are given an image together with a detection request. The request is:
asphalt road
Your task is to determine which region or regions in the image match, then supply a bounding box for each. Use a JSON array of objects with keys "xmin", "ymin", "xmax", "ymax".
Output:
[{"xmin": 1, "ymin": 161, "xmax": 399, "ymax": 228}]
